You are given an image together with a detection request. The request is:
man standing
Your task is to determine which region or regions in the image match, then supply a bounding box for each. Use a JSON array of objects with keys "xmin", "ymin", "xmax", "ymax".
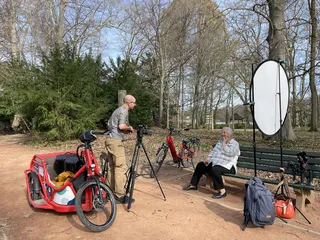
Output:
[
  {"xmin": 106, "ymin": 94, "xmax": 136, "ymax": 204},
  {"xmin": 183, "ymin": 127, "xmax": 240, "ymax": 199}
]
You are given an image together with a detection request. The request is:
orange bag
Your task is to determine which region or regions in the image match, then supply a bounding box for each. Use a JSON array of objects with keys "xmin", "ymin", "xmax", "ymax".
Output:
[{"xmin": 275, "ymin": 199, "xmax": 295, "ymax": 219}]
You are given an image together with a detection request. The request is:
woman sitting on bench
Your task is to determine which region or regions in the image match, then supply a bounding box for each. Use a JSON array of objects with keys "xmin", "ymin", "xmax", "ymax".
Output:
[{"xmin": 183, "ymin": 127, "xmax": 240, "ymax": 199}]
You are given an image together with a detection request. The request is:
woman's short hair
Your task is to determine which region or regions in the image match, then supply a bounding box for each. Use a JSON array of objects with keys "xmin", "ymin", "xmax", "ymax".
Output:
[{"xmin": 223, "ymin": 127, "xmax": 233, "ymax": 136}]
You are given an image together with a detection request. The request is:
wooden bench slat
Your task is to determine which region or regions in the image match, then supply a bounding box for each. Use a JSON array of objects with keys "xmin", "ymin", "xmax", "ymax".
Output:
[
  {"xmin": 226, "ymin": 145, "xmax": 320, "ymax": 191},
  {"xmin": 240, "ymin": 146, "xmax": 320, "ymax": 160},
  {"xmin": 240, "ymin": 146, "xmax": 300, "ymax": 155},
  {"xmin": 240, "ymin": 152, "xmax": 299, "ymax": 162},
  {"xmin": 223, "ymin": 174, "xmax": 316, "ymax": 190}
]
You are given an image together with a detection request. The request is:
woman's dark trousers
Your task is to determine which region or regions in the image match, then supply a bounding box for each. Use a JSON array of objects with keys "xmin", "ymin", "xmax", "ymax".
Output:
[
  {"xmin": 211, "ymin": 165, "xmax": 235, "ymax": 190},
  {"xmin": 190, "ymin": 162, "xmax": 214, "ymax": 186},
  {"xmin": 190, "ymin": 162, "xmax": 235, "ymax": 190}
]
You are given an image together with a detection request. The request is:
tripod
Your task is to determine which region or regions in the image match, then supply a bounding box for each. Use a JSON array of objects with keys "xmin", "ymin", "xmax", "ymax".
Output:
[
  {"xmin": 273, "ymin": 168, "xmax": 311, "ymax": 224},
  {"xmin": 125, "ymin": 126, "xmax": 166, "ymax": 211}
]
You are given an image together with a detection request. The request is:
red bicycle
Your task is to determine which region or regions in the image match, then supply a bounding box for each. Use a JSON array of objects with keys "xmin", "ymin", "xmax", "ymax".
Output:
[{"xmin": 150, "ymin": 128, "xmax": 200, "ymax": 178}]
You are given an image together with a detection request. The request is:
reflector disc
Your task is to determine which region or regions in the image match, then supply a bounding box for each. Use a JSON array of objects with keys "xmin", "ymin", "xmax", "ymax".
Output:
[{"xmin": 251, "ymin": 60, "xmax": 289, "ymax": 136}]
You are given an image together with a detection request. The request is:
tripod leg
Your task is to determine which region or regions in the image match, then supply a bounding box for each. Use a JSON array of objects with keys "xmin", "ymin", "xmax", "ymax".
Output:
[
  {"xmin": 125, "ymin": 144, "xmax": 138, "ymax": 194},
  {"xmin": 141, "ymin": 142, "xmax": 166, "ymax": 201},
  {"xmin": 281, "ymin": 173, "xmax": 311, "ymax": 224},
  {"xmin": 125, "ymin": 166, "xmax": 133, "ymax": 195},
  {"xmin": 276, "ymin": 216, "xmax": 287, "ymax": 223},
  {"xmin": 127, "ymin": 170, "xmax": 136, "ymax": 211},
  {"xmin": 125, "ymin": 143, "xmax": 141, "ymax": 211},
  {"xmin": 293, "ymin": 205, "xmax": 311, "ymax": 224}
]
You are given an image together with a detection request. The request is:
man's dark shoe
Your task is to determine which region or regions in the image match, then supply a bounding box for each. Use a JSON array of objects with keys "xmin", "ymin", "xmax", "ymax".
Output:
[
  {"xmin": 213, "ymin": 192, "xmax": 227, "ymax": 199},
  {"xmin": 115, "ymin": 195, "xmax": 135, "ymax": 204},
  {"xmin": 182, "ymin": 184, "xmax": 197, "ymax": 190}
]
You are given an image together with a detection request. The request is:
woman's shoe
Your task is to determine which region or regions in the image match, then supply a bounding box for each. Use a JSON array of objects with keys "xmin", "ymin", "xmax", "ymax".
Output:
[
  {"xmin": 182, "ymin": 184, "xmax": 197, "ymax": 190},
  {"xmin": 212, "ymin": 192, "xmax": 227, "ymax": 199}
]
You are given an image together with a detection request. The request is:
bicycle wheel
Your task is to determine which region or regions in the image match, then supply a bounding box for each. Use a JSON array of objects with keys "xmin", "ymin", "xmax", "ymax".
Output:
[
  {"xmin": 189, "ymin": 140, "xmax": 201, "ymax": 169},
  {"xmin": 180, "ymin": 141, "xmax": 201, "ymax": 170},
  {"xmin": 28, "ymin": 171, "xmax": 41, "ymax": 201},
  {"xmin": 75, "ymin": 180, "xmax": 116, "ymax": 232},
  {"xmin": 150, "ymin": 146, "xmax": 168, "ymax": 178}
]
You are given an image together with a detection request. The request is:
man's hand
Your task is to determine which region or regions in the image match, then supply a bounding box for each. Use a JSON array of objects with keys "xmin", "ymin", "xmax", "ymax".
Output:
[{"xmin": 125, "ymin": 126, "xmax": 134, "ymax": 134}]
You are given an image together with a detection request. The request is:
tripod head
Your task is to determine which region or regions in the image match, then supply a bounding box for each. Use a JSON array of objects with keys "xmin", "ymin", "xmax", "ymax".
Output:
[{"xmin": 136, "ymin": 125, "xmax": 152, "ymax": 141}]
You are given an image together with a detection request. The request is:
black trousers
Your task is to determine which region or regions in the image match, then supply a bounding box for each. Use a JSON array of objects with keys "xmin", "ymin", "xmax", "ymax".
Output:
[{"xmin": 190, "ymin": 162, "xmax": 235, "ymax": 190}]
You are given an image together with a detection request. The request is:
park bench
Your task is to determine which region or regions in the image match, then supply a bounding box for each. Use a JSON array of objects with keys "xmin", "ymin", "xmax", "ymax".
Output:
[{"xmin": 223, "ymin": 146, "xmax": 320, "ymax": 211}]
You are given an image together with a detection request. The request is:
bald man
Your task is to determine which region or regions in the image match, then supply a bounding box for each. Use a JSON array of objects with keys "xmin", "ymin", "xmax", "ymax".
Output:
[{"xmin": 106, "ymin": 94, "xmax": 136, "ymax": 204}]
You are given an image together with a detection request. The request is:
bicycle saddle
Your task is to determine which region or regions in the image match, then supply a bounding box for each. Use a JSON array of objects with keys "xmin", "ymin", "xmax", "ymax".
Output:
[{"xmin": 79, "ymin": 130, "xmax": 97, "ymax": 143}]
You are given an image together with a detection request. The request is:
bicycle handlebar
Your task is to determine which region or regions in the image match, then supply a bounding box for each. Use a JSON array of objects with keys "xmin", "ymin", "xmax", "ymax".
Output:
[
  {"xmin": 91, "ymin": 130, "xmax": 109, "ymax": 136},
  {"xmin": 166, "ymin": 128, "xmax": 193, "ymax": 140}
]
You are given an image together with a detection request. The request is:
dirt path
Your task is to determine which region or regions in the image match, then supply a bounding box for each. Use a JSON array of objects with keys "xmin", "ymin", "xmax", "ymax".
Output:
[{"xmin": 0, "ymin": 134, "xmax": 319, "ymax": 240}]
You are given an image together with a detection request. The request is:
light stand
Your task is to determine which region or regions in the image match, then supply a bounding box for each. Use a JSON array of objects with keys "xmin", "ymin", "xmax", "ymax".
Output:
[
  {"xmin": 243, "ymin": 63, "xmax": 257, "ymax": 176},
  {"xmin": 125, "ymin": 126, "xmax": 166, "ymax": 211},
  {"xmin": 252, "ymin": 59, "xmax": 310, "ymax": 224},
  {"xmin": 278, "ymin": 59, "xmax": 284, "ymax": 169}
]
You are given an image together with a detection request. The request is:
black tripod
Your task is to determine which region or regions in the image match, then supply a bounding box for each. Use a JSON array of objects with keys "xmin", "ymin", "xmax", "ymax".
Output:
[
  {"xmin": 273, "ymin": 168, "xmax": 311, "ymax": 224},
  {"xmin": 125, "ymin": 125, "xmax": 166, "ymax": 211}
]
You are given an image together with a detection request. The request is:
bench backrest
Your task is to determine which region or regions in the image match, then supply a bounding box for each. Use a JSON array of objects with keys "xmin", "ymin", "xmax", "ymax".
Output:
[{"xmin": 238, "ymin": 146, "xmax": 320, "ymax": 180}]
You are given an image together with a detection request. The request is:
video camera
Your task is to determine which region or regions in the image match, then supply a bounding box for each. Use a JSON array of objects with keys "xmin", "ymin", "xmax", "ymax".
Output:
[
  {"xmin": 287, "ymin": 151, "xmax": 310, "ymax": 184},
  {"xmin": 297, "ymin": 151, "xmax": 309, "ymax": 168},
  {"xmin": 137, "ymin": 125, "xmax": 152, "ymax": 138}
]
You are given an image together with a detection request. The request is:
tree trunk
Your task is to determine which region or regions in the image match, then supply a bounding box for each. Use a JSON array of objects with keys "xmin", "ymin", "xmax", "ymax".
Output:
[
  {"xmin": 192, "ymin": 79, "xmax": 199, "ymax": 129},
  {"xmin": 309, "ymin": 0, "xmax": 318, "ymax": 131},
  {"xmin": 57, "ymin": 0, "xmax": 67, "ymax": 46},
  {"xmin": 159, "ymin": 74, "xmax": 165, "ymax": 126},
  {"xmin": 209, "ymin": 88, "xmax": 214, "ymax": 130},
  {"xmin": 177, "ymin": 72, "xmax": 181, "ymax": 128},
  {"xmin": 72, "ymin": 0, "xmax": 80, "ymax": 56},
  {"xmin": 181, "ymin": 69, "xmax": 185, "ymax": 128},
  {"xmin": 9, "ymin": 0, "xmax": 18, "ymax": 60},
  {"xmin": 166, "ymin": 81, "xmax": 170, "ymax": 129},
  {"xmin": 118, "ymin": 90, "xmax": 126, "ymax": 107},
  {"xmin": 267, "ymin": 0, "xmax": 296, "ymax": 140}
]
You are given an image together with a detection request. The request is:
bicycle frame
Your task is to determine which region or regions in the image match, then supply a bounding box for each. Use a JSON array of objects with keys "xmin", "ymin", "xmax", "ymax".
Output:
[
  {"xmin": 165, "ymin": 128, "xmax": 196, "ymax": 163},
  {"xmin": 78, "ymin": 143, "xmax": 104, "ymax": 180},
  {"xmin": 150, "ymin": 128, "xmax": 200, "ymax": 178},
  {"xmin": 166, "ymin": 134, "xmax": 180, "ymax": 161},
  {"xmin": 77, "ymin": 144, "xmax": 105, "ymax": 211}
]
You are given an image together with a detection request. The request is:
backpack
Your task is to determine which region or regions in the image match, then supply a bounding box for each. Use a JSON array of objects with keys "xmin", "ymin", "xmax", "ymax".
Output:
[{"xmin": 242, "ymin": 177, "xmax": 275, "ymax": 231}]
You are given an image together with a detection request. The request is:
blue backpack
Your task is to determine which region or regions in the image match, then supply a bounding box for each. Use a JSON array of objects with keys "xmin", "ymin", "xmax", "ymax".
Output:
[{"xmin": 242, "ymin": 177, "xmax": 275, "ymax": 230}]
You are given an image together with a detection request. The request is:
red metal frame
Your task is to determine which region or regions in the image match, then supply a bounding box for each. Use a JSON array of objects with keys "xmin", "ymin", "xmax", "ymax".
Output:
[{"xmin": 165, "ymin": 131, "xmax": 194, "ymax": 162}]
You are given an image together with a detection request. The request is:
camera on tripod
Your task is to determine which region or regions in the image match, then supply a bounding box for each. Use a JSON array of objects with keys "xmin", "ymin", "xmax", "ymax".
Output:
[
  {"xmin": 297, "ymin": 151, "xmax": 309, "ymax": 168},
  {"xmin": 287, "ymin": 151, "xmax": 310, "ymax": 184},
  {"xmin": 137, "ymin": 125, "xmax": 152, "ymax": 138},
  {"xmin": 125, "ymin": 124, "xmax": 165, "ymax": 211}
]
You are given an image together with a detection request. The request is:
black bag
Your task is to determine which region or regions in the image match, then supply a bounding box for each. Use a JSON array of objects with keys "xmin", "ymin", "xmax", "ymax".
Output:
[
  {"xmin": 242, "ymin": 177, "xmax": 275, "ymax": 231},
  {"xmin": 70, "ymin": 171, "xmax": 87, "ymax": 192}
]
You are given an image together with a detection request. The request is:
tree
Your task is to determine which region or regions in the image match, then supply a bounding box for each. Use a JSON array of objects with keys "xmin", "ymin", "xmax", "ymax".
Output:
[
  {"xmin": 104, "ymin": 57, "xmax": 155, "ymax": 127},
  {"xmin": 2, "ymin": 45, "xmax": 110, "ymax": 140}
]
